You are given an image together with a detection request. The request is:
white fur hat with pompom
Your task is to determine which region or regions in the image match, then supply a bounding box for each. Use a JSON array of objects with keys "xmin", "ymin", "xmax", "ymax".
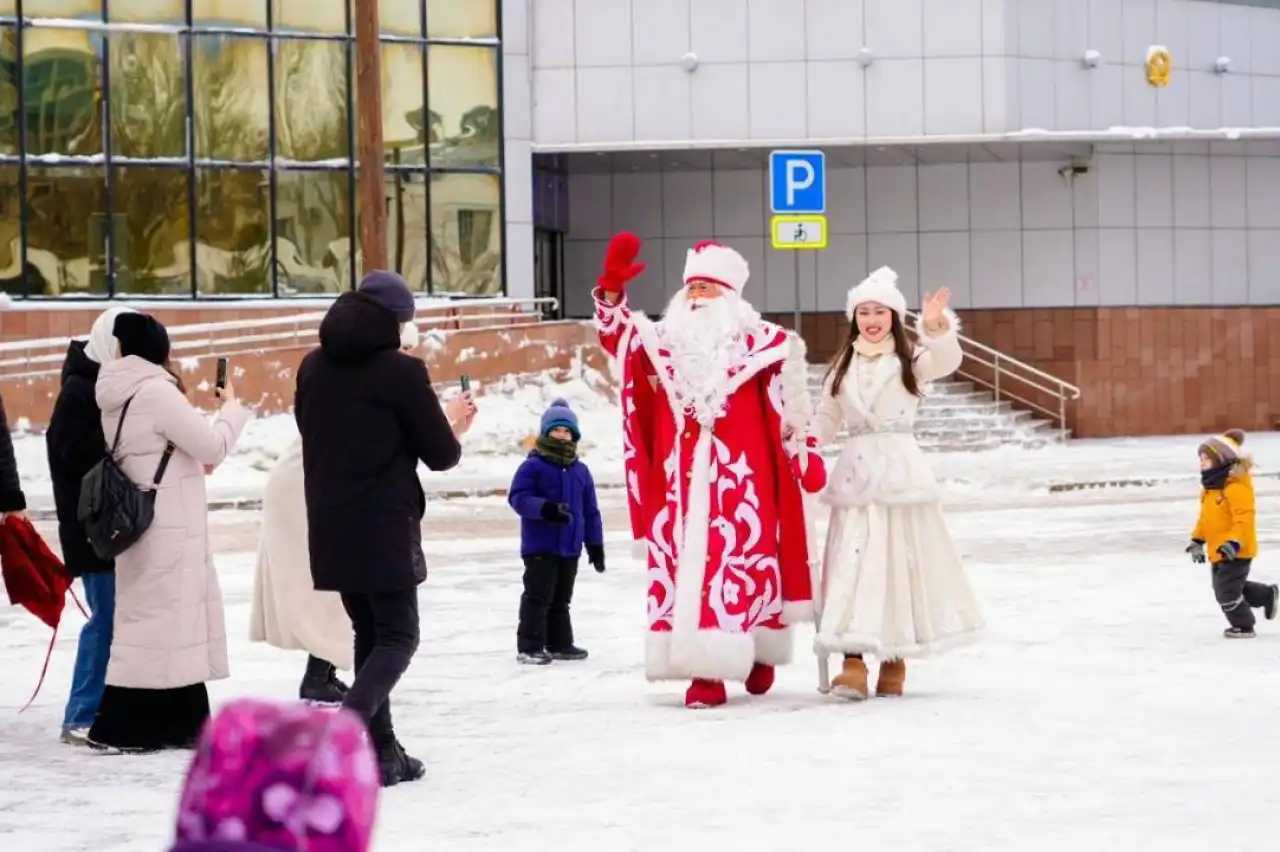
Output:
[{"xmin": 845, "ymin": 266, "xmax": 907, "ymax": 320}]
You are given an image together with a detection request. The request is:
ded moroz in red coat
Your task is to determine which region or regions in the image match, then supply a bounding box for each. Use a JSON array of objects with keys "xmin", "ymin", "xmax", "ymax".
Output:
[{"xmin": 594, "ymin": 252, "xmax": 816, "ymax": 685}]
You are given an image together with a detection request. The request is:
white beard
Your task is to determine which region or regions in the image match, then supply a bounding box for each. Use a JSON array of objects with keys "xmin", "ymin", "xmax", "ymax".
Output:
[{"xmin": 658, "ymin": 289, "xmax": 762, "ymax": 426}]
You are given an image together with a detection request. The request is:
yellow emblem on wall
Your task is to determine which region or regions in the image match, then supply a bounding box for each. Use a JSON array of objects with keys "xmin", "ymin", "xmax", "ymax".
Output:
[{"xmin": 1146, "ymin": 47, "xmax": 1172, "ymax": 87}]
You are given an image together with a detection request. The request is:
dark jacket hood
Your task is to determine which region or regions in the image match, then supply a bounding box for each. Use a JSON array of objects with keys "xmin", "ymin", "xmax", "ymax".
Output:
[
  {"xmin": 318, "ymin": 291, "xmax": 401, "ymax": 364},
  {"xmin": 60, "ymin": 339, "xmax": 100, "ymax": 386}
]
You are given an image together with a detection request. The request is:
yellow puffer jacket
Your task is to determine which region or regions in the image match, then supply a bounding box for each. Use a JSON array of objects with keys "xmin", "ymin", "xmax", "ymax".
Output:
[{"xmin": 1193, "ymin": 471, "xmax": 1257, "ymax": 563}]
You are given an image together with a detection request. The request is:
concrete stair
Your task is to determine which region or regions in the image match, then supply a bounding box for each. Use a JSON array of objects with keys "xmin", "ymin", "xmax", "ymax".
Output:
[{"xmin": 806, "ymin": 366, "xmax": 1070, "ymax": 453}]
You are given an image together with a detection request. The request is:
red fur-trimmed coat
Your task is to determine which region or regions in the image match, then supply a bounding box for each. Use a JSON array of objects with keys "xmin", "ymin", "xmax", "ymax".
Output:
[{"xmin": 594, "ymin": 290, "xmax": 815, "ymax": 683}]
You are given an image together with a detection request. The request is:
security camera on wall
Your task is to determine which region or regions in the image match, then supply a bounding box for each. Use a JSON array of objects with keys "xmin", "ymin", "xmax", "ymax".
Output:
[{"xmin": 1057, "ymin": 162, "xmax": 1091, "ymax": 184}]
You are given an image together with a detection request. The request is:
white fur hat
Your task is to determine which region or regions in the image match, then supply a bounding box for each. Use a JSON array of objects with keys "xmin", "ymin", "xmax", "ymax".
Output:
[
  {"xmin": 399, "ymin": 321, "xmax": 420, "ymax": 349},
  {"xmin": 846, "ymin": 265, "xmax": 907, "ymax": 320},
  {"xmin": 683, "ymin": 240, "xmax": 749, "ymax": 293}
]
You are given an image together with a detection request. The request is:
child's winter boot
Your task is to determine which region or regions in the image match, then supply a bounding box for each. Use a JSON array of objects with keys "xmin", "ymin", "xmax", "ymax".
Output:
[
  {"xmin": 830, "ymin": 656, "xmax": 869, "ymax": 700},
  {"xmin": 1267, "ymin": 585, "xmax": 1279, "ymax": 621},
  {"xmin": 517, "ymin": 650, "xmax": 553, "ymax": 665},
  {"xmin": 685, "ymin": 678, "xmax": 727, "ymax": 708},
  {"xmin": 548, "ymin": 645, "xmax": 588, "ymax": 661},
  {"xmin": 744, "ymin": 663, "xmax": 775, "ymax": 695},
  {"xmin": 875, "ymin": 659, "xmax": 907, "ymax": 696},
  {"xmin": 1224, "ymin": 626, "xmax": 1256, "ymax": 639}
]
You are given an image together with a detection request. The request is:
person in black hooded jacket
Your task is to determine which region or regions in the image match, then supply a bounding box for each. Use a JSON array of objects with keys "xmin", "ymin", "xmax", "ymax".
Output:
[
  {"xmin": 295, "ymin": 270, "xmax": 476, "ymax": 787},
  {"xmin": 0, "ymin": 390, "xmax": 25, "ymax": 519},
  {"xmin": 45, "ymin": 307, "xmax": 134, "ymax": 744}
]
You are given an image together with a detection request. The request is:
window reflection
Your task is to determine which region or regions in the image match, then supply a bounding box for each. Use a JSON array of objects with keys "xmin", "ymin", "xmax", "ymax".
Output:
[
  {"xmin": 0, "ymin": 165, "xmax": 36, "ymax": 297},
  {"xmin": 427, "ymin": 0, "xmax": 498, "ymax": 39},
  {"xmin": 378, "ymin": 0, "xmax": 420, "ymax": 36},
  {"xmin": 1, "ymin": 27, "xmax": 16, "ymax": 156},
  {"xmin": 195, "ymin": 167, "xmax": 272, "ymax": 294},
  {"xmin": 193, "ymin": 35, "xmax": 270, "ymax": 163},
  {"xmin": 113, "ymin": 166, "xmax": 191, "ymax": 295},
  {"xmin": 276, "ymin": 169, "xmax": 352, "ymax": 294},
  {"xmin": 23, "ymin": 27, "xmax": 101, "ymax": 157},
  {"xmin": 6, "ymin": 1, "xmax": 508, "ymax": 299},
  {"xmin": 430, "ymin": 172, "xmax": 500, "ymax": 295},
  {"xmin": 274, "ymin": 38, "xmax": 348, "ymax": 162},
  {"xmin": 108, "ymin": 31, "xmax": 186, "ymax": 160},
  {"xmin": 24, "ymin": 0, "xmax": 102, "ymax": 19},
  {"xmin": 427, "ymin": 46, "xmax": 498, "ymax": 169},
  {"xmin": 24, "ymin": 166, "xmax": 105, "ymax": 296},
  {"xmin": 379, "ymin": 41, "xmax": 424, "ymax": 151},
  {"xmin": 274, "ymin": 0, "xmax": 345, "ymax": 34}
]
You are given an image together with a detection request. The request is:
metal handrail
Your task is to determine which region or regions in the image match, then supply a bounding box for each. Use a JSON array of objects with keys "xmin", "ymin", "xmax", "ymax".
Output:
[
  {"xmin": 0, "ymin": 296, "xmax": 560, "ymax": 354},
  {"xmin": 0, "ymin": 296, "xmax": 560, "ymax": 380},
  {"xmin": 904, "ymin": 310, "xmax": 1081, "ymax": 431}
]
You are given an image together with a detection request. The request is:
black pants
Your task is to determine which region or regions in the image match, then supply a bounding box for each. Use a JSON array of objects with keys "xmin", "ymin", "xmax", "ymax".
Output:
[
  {"xmin": 89, "ymin": 683, "xmax": 210, "ymax": 751},
  {"xmin": 517, "ymin": 555, "xmax": 579, "ymax": 654},
  {"xmin": 339, "ymin": 589, "xmax": 420, "ymax": 749},
  {"xmin": 1212, "ymin": 558, "xmax": 1272, "ymax": 629}
]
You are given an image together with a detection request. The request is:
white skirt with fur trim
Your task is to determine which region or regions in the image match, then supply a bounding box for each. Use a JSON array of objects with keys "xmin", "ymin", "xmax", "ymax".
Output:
[
  {"xmin": 645, "ymin": 625, "xmax": 795, "ymax": 683},
  {"xmin": 815, "ymin": 500, "xmax": 983, "ymax": 661}
]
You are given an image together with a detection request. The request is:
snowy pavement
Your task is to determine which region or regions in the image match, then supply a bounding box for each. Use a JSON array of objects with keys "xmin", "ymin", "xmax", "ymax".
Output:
[{"xmin": 4, "ymin": 487, "xmax": 1280, "ymax": 851}]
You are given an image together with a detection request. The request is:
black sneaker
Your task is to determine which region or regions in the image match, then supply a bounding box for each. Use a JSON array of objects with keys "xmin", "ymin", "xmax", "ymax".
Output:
[
  {"xmin": 517, "ymin": 650, "xmax": 553, "ymax": 665},
  {"xmin": 377, "ymin": 739, "xmax": 425, "ymax": 787},
  {"xmin": 300, "ymin": 657, "xmax": 346, "ymax": 705},
  {"xmin": 548, "ymin": 645, "xmax": 589, "ymax": 661},
  {"xmin": 1224, "ymin": 626, "xmax": 1257, "ymax": 639},
  {"xmin": 1267, "ymin": 586, "xmax": 1279, "ymax": 621}
]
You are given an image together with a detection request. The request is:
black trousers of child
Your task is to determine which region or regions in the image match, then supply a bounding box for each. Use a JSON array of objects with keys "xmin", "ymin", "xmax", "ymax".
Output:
[
  {"xmin": 1212, "ymin": 558, "xmax": 1271, "ymax": 630},
  {"xmin": 518, "ymin": 555, "xmax": 579, "ymax": 654}
]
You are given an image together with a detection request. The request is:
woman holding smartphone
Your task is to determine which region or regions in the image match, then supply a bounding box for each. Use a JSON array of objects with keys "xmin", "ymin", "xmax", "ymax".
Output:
[{"xmin": 87, "ymin": 312, "xmax": 249, "ymax": 753}]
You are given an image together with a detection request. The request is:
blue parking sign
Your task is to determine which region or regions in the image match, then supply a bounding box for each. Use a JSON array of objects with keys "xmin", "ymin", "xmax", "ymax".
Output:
[{"xmin": 769, "ymin": 150, "xmax": 826, "ymax": 214}]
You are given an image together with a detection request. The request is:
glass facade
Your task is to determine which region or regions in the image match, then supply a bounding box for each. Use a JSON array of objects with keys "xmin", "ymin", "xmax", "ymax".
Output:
[{"xmin": 0, "ymin": 0, "xmax": 503, "ymax": 298}]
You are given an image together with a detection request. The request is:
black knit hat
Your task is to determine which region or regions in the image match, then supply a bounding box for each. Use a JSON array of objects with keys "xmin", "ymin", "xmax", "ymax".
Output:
[
  {"xmin": 358, "ymin": 270, "xmax": 416, "ymax": 322},
  {"xmin": 113, "ymin": 312, "xmax": 171, "ymax": 365}
]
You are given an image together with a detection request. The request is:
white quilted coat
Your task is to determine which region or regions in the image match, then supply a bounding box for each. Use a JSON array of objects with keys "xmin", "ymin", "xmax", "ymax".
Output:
[
  {"xmin": 95, "ymin": 356, "xmax": 248, "ymax": 689},
  {"xmin": 810, "ymin": 311, "xmax": 984, "ymax": 660}
]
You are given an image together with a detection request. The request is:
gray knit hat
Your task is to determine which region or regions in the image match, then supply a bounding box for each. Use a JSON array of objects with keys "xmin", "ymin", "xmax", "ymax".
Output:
[
  {"xmin": 1199, "ymin": 429, "xmax": 1246, "ymax": 465},
  {"xmin": 358, "ymin": 270, "xmax": 416, "ymax": 322}
]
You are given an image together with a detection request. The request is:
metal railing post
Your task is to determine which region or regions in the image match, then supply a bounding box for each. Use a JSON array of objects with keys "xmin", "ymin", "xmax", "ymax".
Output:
[{"xmin": 993, "ymin": 352, "xmax": 1001, "ymax": 402}]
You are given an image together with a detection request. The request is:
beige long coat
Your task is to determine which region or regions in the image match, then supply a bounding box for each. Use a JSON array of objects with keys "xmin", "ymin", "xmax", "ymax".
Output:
[{"xmin": 95, "ymin": 356, "xmax": 249, "ymax": 689}]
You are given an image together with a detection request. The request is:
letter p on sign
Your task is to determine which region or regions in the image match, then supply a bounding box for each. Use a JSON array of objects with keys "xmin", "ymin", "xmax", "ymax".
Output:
[{"xmin": 769, "ymin": 150, "xmax": 826, "ymax": 215}]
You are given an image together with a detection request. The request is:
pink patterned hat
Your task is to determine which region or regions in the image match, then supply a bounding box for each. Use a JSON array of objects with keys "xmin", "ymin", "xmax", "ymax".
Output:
[{"xmin": 171, "ymin": 698, "xmax": 380, "ymax": 852}]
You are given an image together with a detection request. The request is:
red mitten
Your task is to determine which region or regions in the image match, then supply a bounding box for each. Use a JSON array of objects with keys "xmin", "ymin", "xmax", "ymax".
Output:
[
  {"xmin": 788, "ymin": 436, "xmax": 828, "ymax": 494},
  {"xmin": 598, "ymin": 231, "xmax": 646, "ymax": 293}
]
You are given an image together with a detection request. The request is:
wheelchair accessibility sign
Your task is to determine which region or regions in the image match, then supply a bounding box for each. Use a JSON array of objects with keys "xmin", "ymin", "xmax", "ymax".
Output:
[{"xmin": 770, "ymin": 215, "xmax": 828, "ymax": 250}]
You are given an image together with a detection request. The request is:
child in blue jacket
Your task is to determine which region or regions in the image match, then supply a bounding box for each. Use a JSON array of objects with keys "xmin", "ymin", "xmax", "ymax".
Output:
[{"xmin": 508, "ymin": 398, "xmax": 605, "ymax": 665}]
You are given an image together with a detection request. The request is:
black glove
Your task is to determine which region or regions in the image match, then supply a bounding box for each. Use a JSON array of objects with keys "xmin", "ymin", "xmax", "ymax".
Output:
[
  {"xmin": 1186, "ymin": 539, "xmax": 1206, "ymax": 564},
  {"xmin": 540, "ymin": 501, "xmax": 572, "ymax": 525},
  {"xmin": 587, "ymin": 543, "xmax": 605, "ymax": 574},
  {"xmin": 1217, "ymin": 540, "xmax": 1241, "ymax": 561}
]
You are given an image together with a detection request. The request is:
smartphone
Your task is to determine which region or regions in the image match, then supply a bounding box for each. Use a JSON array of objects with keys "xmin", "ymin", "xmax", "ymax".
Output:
[
  {"xmin": 215, "ymin": 357, "xmax": 229, "ymax": 391},
  {"xmin": 460, "ymin": 374, "xmax": 471, "ymax": 393}
]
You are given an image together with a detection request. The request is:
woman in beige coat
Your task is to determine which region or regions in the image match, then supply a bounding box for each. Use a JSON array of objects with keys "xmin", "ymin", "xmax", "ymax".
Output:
[
  {"xmin": 249, "ymin": 323, "xmax": 421, "ymax": 703},
  {"xmin": 87, "ymin": 313, "xmax": 249, "ymax": 754}
]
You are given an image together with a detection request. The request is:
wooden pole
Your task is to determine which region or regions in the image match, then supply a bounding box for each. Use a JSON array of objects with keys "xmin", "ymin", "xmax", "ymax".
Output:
[{"xmin": 354, "ymin": 0, "xmax": 389, "ymax": 274}]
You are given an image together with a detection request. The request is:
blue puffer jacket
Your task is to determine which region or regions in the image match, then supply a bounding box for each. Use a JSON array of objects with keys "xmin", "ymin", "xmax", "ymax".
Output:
[{"xmin": 508, "ymin": 452, "xmax": 603, "ymax": 559}]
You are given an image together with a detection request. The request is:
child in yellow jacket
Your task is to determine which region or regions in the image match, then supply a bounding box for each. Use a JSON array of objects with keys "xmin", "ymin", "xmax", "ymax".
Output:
[{"xmin": 1187, "ymin": 429, "xmax": 1277, "ymax": 638}]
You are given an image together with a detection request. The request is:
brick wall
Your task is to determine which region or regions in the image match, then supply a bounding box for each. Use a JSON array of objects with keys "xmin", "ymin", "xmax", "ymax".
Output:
[
  {"xmin": 0, "ymin": 305, "xmax": 603, "ymax": 426},
  {"xmin": 767, "ymin": 307, "xmax": 1277, "ymax": 440}
]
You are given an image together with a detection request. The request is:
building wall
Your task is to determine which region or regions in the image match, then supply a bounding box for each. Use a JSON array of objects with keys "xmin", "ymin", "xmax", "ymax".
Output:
[
  {"xmin": 528, "ymin": 0, "xmax": 1280, "ymax": 147},
  {"xmin": 502, "ymin": 0, "xmax": 535, "ymax": 300},
  {"xmin": 561, "ymin": 142, "xmax": 1280, "ymax": 317},
  {"xmin": 0, "ymin": 0, "xmax": 504, "ymax": 299}
]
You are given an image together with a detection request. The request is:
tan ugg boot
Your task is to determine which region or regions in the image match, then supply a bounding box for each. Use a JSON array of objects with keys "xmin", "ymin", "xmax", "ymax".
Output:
[
  {"xmin": 875, "ymin": 659, "xmax": 907, "ymax": 696},
  {"xmin": 830, "ymin": 656, "xmax": 869, "ymax": 701}
]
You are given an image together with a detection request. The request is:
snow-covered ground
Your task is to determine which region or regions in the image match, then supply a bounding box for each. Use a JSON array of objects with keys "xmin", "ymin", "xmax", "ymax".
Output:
[{"xmin": 3, "ymin": 487, "xmax": 1280, "ymax": 851}]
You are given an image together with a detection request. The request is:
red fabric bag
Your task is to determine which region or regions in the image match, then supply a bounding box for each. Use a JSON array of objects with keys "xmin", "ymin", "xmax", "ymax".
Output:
[{"xmin": 0, "ymin": 515, "xmax": 87, "ymax": 711}]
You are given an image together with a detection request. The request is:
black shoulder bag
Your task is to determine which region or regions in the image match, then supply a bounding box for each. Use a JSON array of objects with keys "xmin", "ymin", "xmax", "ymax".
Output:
[{"xmin": 77, "ymin": 395, "xmax": 176, "ymax": 560}]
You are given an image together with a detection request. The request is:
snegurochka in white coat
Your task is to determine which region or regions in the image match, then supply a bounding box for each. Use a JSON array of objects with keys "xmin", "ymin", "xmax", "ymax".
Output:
[{"xmin": 809, "ymin": 266, "xmax": 984, "ymax": 701}]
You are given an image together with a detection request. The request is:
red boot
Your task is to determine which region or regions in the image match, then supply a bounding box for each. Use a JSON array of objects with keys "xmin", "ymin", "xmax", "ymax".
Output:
[
  {"xmin": 684, "ymin": 679, "xmax": 727, "ymax": 708},
  {"xmin": 744, "ymin": 663, "xmax": 775, "ymax": 696}
]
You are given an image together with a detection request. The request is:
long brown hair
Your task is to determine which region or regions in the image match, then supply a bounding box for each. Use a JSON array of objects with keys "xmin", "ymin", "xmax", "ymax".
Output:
[{"xmin": 824, "ymin": 311, "xmax": 922, "ymax": 398}]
